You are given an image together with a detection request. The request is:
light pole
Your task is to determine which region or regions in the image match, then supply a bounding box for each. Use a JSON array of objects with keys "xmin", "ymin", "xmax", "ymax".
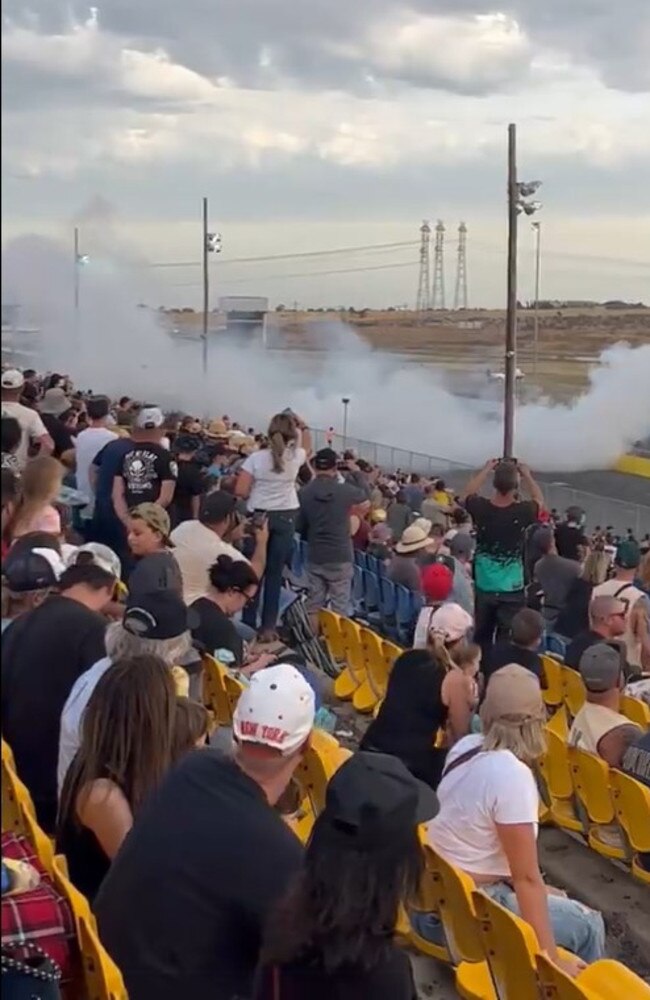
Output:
[
  {"xmin": 342, "ymin": 397, "xmax": 350, "ymax": 446},
  {"xmin": 201, "ymin": 197, "xmax": 222, "ymax": 377},
  {"xmin": 532, "ymin": 221, "xmax": 542, "ymax": 376},
  {"xmin": 73, "ymin": 227, "xmax": 89, "ymax": 338},
  {"xmin": 503, "ymin": 123, "xmax": 541, "ymax": 459}
]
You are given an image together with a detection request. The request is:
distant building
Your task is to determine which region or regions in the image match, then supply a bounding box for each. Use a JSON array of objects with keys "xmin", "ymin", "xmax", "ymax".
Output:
[{"xmin": 217, "ymin": 296, "xmax": 269, "ymax": 343}]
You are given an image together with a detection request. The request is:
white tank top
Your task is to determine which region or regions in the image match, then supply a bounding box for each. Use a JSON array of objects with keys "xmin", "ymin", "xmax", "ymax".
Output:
[{"xmin": 592, "ymin": 579, "xmax": 647, "ymax": 669}]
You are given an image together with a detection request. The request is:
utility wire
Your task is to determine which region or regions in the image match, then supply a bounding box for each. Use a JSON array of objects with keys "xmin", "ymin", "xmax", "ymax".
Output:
[
  {"xmin": 144, "ymin": 239, "xmax": 418, "ymax": 269},
  {"xmin": 168, "ymin": 257, "xmax": 418, "ymax": 288}
]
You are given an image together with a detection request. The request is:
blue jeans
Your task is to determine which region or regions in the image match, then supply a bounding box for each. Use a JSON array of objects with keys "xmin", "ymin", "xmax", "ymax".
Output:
[
  {"xmin": 410, "ymin": 882, "xmax": 605, "ymax": 964},
  {"xmin": 243, "ymin": 510, "xmax": 297, "ymax": 631}
]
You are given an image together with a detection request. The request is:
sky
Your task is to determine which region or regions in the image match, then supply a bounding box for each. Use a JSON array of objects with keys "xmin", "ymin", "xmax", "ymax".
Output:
[{"xmin": 2, "ymin": 0, "xmax": 650, "ymax": 309}]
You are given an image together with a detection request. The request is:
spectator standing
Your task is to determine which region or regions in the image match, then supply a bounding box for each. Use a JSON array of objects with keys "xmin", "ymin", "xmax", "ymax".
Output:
[
  {"xmin": 171, "ymin": 491, "xmax": 268, "ymax": 605},
  {"xmin": 421, "ymin": 482, "xmax": 452, "ymax": 529},
  {"xmin": 126, "ymin": 503, "xmax": 183, "ymax": 598},
  {"xmin": 7, "ymin": 455, "xmax": 64, "ymax": 540},
  {"xmin": 461, "ymin": 459, "xmax": 543, "ymax": 652},
  {"xmin": 236, "ymin": 411, "xmax": 310, "ymax": 641},
  {"xmin": 1, "ymin": 416, "xmax": 22, "ymax": 476},
  {"xmin": 592, "ymin": 541, "xmax": 649, "ymax": 672},
  {"xmin": 386, "ymin": 489, "xmax": 412, "ymax": 539},
  {"xmin": 533, "ymin": 529, "xmax": 582, "ymax": 631},
  {"xmin": 56, "ymin": 655, "xmax": 177, "ymax": 901},
  {"xmin": 564, "ymin": 595, "xmax": 627, "ymax": 670},
  {"xmin": 168, "ymin": 434, "xmax": 206, "ymax": 528},
  {"xmin": 483, "ymin": 608, "xmax": 544, "ymax": 685},
  {"xmin": 256, "ymin": 753, "xmax": 436, "ymax": 1000},
  {"xmin": 1, "ymin": 468, "xmax": 18, "ymax": 557},
  {"xmin": 112, "ymin": 406, "xmax": 178, "ymax": 530},
  {"xmin": 402, "ymin": 473, "xmax": 425, "ymax": 514},
  {"xmin": 39, "ymin": 387, "xmax": 76, "ymax": 459},
  {"xmin": 88, "ymin": 432, "xmax": 135, "ymax": 557},
  {"xmin": 1, "ymin": 369, "xmax": 53, "ymax": 467},
  {"xmin": 95, "ymin": 664, "xmax": 314, "ymax": 1000},
  {"xmin": 555, "ymin": 507, "xmax": 588, "ymax": 562},
  {"xmin": 73, "ymin": 396, "xmax": 117, "ymax": 521},
  {"xmin": 1, "ymin": 560, "xmax": 117, "ymax": 832},
  {"xmin": 568, "ymin": 644, "xmax": 642, "ymax": 768},
  {"xmin": 297, "ymin": 447, "xmax": 367, "ymax": 623},
  {"xmin": 340, "ymin": 450, "xmax": 371, "ymax": 499}
]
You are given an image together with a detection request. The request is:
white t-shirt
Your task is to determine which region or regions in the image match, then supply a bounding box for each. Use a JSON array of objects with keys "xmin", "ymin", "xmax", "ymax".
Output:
[
  {"xmin": 1, "ymin": 401, "xmax": 48, "ymax": 467},
  {"xmin": 241, "ymin": 445, "xmax": 307, "ymax": 512},
  {"xmin": 74, "ymin": 426, "xmax": 118, "ymax": 504},
  {"xmin": 425, "ymin": 734, "xmax": 539, "ymax": 878},
  {"xmin": 58, "ymin": 656, "xmax": 112, "ymax": 793},
  {"xmin": 170, "ymin": 519, "xmax": 249, "ymax": 606}
]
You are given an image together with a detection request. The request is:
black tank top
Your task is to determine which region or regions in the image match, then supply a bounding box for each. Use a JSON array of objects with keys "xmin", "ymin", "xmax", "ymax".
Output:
[{"xmin": 56, "ymin": 769, "xmax": 123, "ymax": 902}]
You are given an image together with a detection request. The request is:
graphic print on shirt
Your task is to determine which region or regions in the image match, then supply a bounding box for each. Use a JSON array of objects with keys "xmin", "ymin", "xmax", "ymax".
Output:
[
  {"xmin": 121, "ymin": 447, "xmax": 177, "ymax": 505},
  {"xmin": 466, "ymin": 496, "xmax": 537, "ymax": 594}
]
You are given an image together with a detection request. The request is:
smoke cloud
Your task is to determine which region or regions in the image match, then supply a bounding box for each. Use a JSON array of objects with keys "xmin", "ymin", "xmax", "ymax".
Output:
[{"xmin": 2, "ymin": 231, "xmax": 648, "ymax": 472}]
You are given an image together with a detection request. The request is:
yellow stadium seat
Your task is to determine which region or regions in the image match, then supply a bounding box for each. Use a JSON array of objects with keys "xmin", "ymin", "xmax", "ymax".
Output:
[
  {"xmin": 1, "ymin": 741, "xmax": 56, "ymax": 875},
  {"xmin": 202, "ymin": 655, "xmax": 233, "ymax": 726},
  {"xmin": 609, "ymin": 769, "xmax": 650, "ymax": 885},
  {"xmin": 536, "ymin": 953, "xmax": 650, "ymax": 1000},
  {"xmin": 424, "ymin": 847, "xmax": 496, "ymax": 1000},
  {"xmin": 561, "ymin": 666, "xmax": 586, "ymax": 719},
  {"xmin": 223, "ymin": 671, "xmax": 245, "ymax": 718},
  {"xmin": 294, "ymin": 740, "xmax": 351, "ymax": 819},
  {"xmin": 472, "ymin": 890, "xmax": 546, "ymax": 1000},
  {"xmin": 620, "ymin": 695, "xmax": 650, "ymax": 729},
  {"xmin": 334, "ymin": 617, "xmax": 368, "ymax": 702},
  {"xmin": 536, "ymin": 726, "xmax": 584, "ymax": 834},
  {"xmin": 319, "ymin": 609, "xmax": 346, "ymax": 662},
  {"xmin": 360, "ymin": 626, "xmax": 390, "ymax": 702},
  {"xmin": 567, "ymin": 747, "xmax": 626, "ymax": 860},
  {"xmin": 409, "ymin": 845, "xmax": 452, "ymax": 966},
  {"xmin": 382, "ymin": 640, "xmax": 403, "ymax": 674},
  {"xmin": 52, "ymin": 856, "xmax": 127, "ymax": 1000},
  {"xmin": 541, "ymin": 656, "xmax": 564, "ymax": 711}
]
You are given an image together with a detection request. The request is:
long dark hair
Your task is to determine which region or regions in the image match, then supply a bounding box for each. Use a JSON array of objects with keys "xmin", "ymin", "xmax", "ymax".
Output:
[
  {"xmin": 262, "ymin": 814, "xmax": 423, "ymax": 973},
  {"xmin": 58, "ymin": 655, "xmax": 176, "ymax": 829}
]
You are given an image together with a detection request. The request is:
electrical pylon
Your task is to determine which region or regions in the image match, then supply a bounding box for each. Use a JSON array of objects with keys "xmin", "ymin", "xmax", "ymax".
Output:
[
  {"xmin": 454, "ymin": 222, "xmax": 468, "ymax": 310},
  {"xmin": 432, "ymin": 220, "xmax": 446, "ymax": 310},
  {"xmin": 416, "ymin": 220, "xmax": 431, "ymax": 314}
]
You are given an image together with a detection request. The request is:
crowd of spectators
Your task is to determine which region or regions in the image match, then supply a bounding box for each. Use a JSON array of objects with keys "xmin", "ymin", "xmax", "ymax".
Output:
[{"xmin": 2, "ymin": 362, "xmax": 649, "ymax": 998}]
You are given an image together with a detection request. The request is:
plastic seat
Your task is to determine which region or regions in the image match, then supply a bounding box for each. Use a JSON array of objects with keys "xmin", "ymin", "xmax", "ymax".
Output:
[
  {"xmin": 351, "ymin": 564, "xmax": 365, "ymax": 615},
  {"xmin": 536, "ymin": 953, "xmax": 650, "ymax": 1000},
  {"xmin": 535, "ymin": 723, "xmax": 584, "ymax": 833},
  {"xmin": 561, "ymin": 666, "xmax": 586, "ymax": 719},
  {"xmin": 472, "ymin": 890, "xmax": 549, "ymax": 1000},
  {"xmin": 609, "ymin": 769, "xmax": 650, "ymax": 885},
  {"xmin": 354, "ymin": 550, "xmax": 368, "ymax": 571},
  {"xmin": 620, "ymin": 694, "xmax": 650, "ymax": 729},
  {"xmin": 363, "ymin": 569, "xmax": 381, "ymax": 616},
  {"xmin": 294, "ymin": 741, "xmax": 351, "ymax": 818},
  {"xmin": 408, "ymin": 846, "xmax": 452, "ymax": 966},
  {"xmin": 319, "ymin": 609, "xmax": 346, "ymax": 662},
  {"xmin": 567, "ymin": 746, "xmax": 625, "ymax": 860},
  {"xmin": 382, "ymin": 640, "xmax": 403, "ymax": 675},
  {"xmin": 202, "ymin": 655, "xmax": 233, "ymax": 726},
  {"xmin": 52, "ymin": 856, "xmax": 127, "ymax": 999},
  {"xmin": 338, "ymin": 617, "xmax": 374, "ymax": 712},
  {"xmin": 1, "ymin": 742, "xmax": 56, "ymax": 875},
  {"xmin": 360, "ymin": 626, "xmax": 390, "ymax": 703},
  {"xmin": 378, "ymin": 577, "xmax": 398, "ymax": 637},
  {"xmin": 366, "ymin": 554, "xmax": 380, "ymax": 577},
  {"xmin": 540, "ymin": 655, "xmax": 564, "ymax": 711},
  {"xmin": 223, "ymin": 672, "xmax": 245, "ymax": 718},
  {"xmin": 396, "ymin": 585, "xmax": 420, "ymax": 645}
]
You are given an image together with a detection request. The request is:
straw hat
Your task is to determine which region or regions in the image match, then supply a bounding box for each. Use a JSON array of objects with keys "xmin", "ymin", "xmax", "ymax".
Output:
[
  {"xmin": 206, "ymin": 419, "xmax": 228, "ymax": 439},
  {"xmin": 395, "ymin": 522, "xmax": 435, "ymax": 554}
]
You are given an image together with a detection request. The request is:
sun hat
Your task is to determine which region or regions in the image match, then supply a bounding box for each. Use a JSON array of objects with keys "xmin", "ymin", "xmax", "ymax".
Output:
[
  {"xmin": 1, "ymin": 369, "xmax": 24, "ymax": 390},
  {"xmin": 135, "ymin": 406, "xmax": 164, "ymax": 430},
  {"xmin": 66, "ymin": 542, "xmax": 121, "ymax": 579},
  {"xmin": 232, "ymin": 663, "xmax": 315, "ymax": 756},
  {"xmin": 395, "ymin": 522, "xmax": 434, "ymax": 554},
  {"xmin": 39, "ymin": 387, "xmax": 70, "ymax": 417},
  {"xmin": 480, "ymin": 663, "xmax": 545, "ymax": 730},
  {"xmin": 421, "ymin": 563, "xmax": 454, "ymax": 604},
  {"xmin": 320, "ymin": 751, "xmax": 439, "ymax": 850},
  {"xmin": 129, "ymin": 502, "xmax": 172, "ymax": 544},
  {"xmin": 428, "ymin": 602, "xmax": 473, "ymax": 643},
  {"xmin": 206, "ymin": 419, "xmax": 228, "ymax": 439},
  {"xmin": 579, "ymin": 642, "xmax": 624, "ymax": 693}
]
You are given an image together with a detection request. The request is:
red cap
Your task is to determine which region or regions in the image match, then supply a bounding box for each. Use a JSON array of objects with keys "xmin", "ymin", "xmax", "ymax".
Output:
[{"xmin": 421, "ymin": 562, "xmax": 454, "ymax": 603}]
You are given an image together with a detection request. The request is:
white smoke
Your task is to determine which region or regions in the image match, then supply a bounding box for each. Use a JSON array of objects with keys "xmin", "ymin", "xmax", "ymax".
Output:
[{"xmin": 2, "ymin": 231, "xmax": 649, "ymax": 472}]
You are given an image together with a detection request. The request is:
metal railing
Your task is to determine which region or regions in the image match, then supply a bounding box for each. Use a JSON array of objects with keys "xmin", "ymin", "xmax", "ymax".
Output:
[{"xmin": 312, "ymin": 428, "xmax": 650, "ymax": 538}]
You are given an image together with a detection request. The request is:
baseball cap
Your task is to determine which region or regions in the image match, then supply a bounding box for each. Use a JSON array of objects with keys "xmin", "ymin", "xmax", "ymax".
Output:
[
  {"xmin": 123, "ymin": 590, "xmax": 198, "ymax": 641},
  {"xmin": 449, "ymin": 533, "xmax": 474, "ymax": 559},
  {"xmin": 421, "ymin": 562, "xmax": 454, "ymax": 604},
  {"xmin": 129, "ymin": 502, "xmax": 172, "ymax": 544},
  {"xmin": 1, "ymin": 369, "xmax": 25, "ymax": 390},
  {"xmin": 66, "ymin": 543, "xmax": 121, "ymax": 580},
  {"xmin": 232, "ymin": 663, "xmax": 315, "ymax": 755},
  {"xmin": 428, "ymin": 602, "xmax": 473, "ymax": 643},
  {"xmin": 314, "ymin": 448, "xmax": 338, "ymax": 471},
  {"xmin": 135, "ymin": 406, "xmax": 164, "ymax": 430},
  {"xmin": 578, "ymin": 642, "xmax": 624, "ymax": 693},
  {"xmin": 321, "ymin": 751, "xmax": 438, "ymax": 849},
  {"xmin": 40, "ymin": 387, "xmax": 70, "ymax": 416},
  {"xmin": 480, "ymin": 663, "xmax": 546, "ymax": 730},
  {"xmin": 615, "ymin": 540, "xmax": 641, "ymax": 570},
  {"xmin": 3, "ymin": 546, "xmax": 66, "ymax": 592},
  {"xmin": 173, "ymin": 433, "xmax": 202, "ymax": 454},
  {"xmin": 199, "ymin": 490, "xmax": 238, "ymax": 525}
]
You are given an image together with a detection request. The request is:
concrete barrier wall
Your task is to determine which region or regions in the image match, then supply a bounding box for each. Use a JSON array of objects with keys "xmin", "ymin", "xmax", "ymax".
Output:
[{"xmin": 615, "ymin": 455, "xmax": 650, "ymax": 478}]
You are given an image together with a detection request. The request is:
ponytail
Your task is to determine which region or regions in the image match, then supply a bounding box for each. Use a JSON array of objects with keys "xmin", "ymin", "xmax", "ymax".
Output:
[
  {"xmin": 428, "ymin": 632, "xmax": 457, "ymax": 673},
  {"xmin": 270, "ymin": 431, "xmax": 286, "ymax": 474}
]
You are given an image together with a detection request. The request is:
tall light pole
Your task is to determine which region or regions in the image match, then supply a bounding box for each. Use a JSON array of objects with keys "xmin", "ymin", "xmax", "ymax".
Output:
[
  {"xmin": 201, "ymin": 197, "xmax": 222, "ymax": 377},
  {"xmin": 532, "ymin": 221, "xmax": 542, "ymax": 375},
  {"xmin": 503, "ymin": 123, "xmax": 542, "ymax": 459},
  {"xmin": 342, "ymin": 397, "xmax": 350, "ymax": 446}
]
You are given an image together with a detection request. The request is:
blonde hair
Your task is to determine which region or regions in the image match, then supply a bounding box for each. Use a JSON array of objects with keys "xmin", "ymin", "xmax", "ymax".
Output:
[
  {"xmin": 428, "ymin": 633, "xmax": 468, "ymax": 673},
  {"xmin": 267, "ymin": 413, "xmax": 298, "ymax": 474},
  {"xmin": 452, "ymin": 642, "xmax": 481, "ymax": 672},
  {"xmin": 8, "ymin": 457, "xmax": 63, "ymax": 539},
  {"xmin": 582, "ymin": 549, "xmax": 610, "ymax": 586},
  {"xmin": 481, "ymin": 716, "xmax": 547, "ymax": 764}
]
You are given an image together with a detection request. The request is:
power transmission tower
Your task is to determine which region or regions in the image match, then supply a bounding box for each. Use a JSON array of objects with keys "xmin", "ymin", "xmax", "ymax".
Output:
[
  {"xmin": 416, "ymin": 220, "xmax": 431, "ymax": 314},
  {"xmin": 432, "ymin": 220, "xmax": 446, "ymax": 309},
  {"xmin": 454, "ymin": 222, "xmax": 468, "ymax": 310}
]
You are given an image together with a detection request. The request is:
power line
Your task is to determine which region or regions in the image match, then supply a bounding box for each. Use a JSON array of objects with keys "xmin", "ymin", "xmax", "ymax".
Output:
[
  {"xmin": 145, "ymin": 239, "xmax": 418, "ymax": 270},
  {"xmin": 470, "ymin": 239, "xmax": 649, "ymax": 269},
  {"xmin": 168, "ymin": 257, "xmax": 418, "ymax": 289}
]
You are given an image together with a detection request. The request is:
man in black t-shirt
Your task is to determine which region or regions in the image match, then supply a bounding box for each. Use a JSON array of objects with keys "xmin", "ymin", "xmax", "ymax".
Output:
[
  {"xmin": 461, "ymin": 459, "xmax": 543, "ymax": 653},
  {"xmin": 168, "ymin": 434, "xmax": 206, "ymax": 528},
  {"xmin": 483, "ymin": 608, "xmax": 544, "ymax": 685},
  {"xmin": 112, "ymin": 406, "xmax": 177, "ymax": 526},
  {"xmin": 95, "ymin": 664, "xmax": 315, "ymax": 1000},
  {"xmin": 564, "ymin": 595, "xmax": 627, "ymax": 670},
  {"xmin": 555, "ymin": 507, "xmax": 588, "ymax": 562}
]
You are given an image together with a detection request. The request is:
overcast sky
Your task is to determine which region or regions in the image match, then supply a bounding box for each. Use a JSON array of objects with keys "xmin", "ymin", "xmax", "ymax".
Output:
[{"xmin": 2, "ymin": 0, "xmax": 649, "ymax": 308}]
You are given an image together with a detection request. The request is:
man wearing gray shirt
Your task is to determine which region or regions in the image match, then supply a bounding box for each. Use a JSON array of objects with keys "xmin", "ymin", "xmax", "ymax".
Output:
[{"xmin": 534, "ymin": 528, "xmax": 581, "ymax": 630}]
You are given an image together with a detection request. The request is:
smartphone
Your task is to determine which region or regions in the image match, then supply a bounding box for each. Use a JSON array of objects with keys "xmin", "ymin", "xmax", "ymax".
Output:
[{"xmin": 251, "ymin": 512, "xmax": 267, "ymax": 530}]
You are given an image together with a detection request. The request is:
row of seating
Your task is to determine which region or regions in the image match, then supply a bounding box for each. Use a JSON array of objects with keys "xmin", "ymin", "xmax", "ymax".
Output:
[
  {"xmin": 1, "ymin": 739, "xmax": 127, "ymax": 999},
  {"xmin": 319, "ymin": 610, "xmax": 402, "ymax": 712},
  {"xmin": 540, "ymin": 655, "xmax": 650, "ymax": 728}
]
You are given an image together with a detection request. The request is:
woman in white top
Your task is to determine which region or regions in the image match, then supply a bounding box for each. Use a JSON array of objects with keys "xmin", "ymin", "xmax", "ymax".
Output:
[
  {"xmin": 411, "ymin": 664, "xmax": 605, "ymax": 971},
  {"xmin": 235, "ymin": 411, "xmax": 311, "ymax": 641}
]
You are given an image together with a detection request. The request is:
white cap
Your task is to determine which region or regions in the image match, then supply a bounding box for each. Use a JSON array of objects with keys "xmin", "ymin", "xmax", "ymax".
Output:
[
  {"xmin": 428, "ymin": 602, "xmax": 474, "ymax": 643},
  {"xmin": 1, "ymin": 369, "xmax": 25, "ymax": 390},
  {"xmin": 233, "ymin": 663, "xmax": 315, "ymax": 755},
  {"xmin": 66, "ymin": 542, "xmax": 121, "ymax": 579},
  {"xmin": 136, "ymin": 406, "xmax": 164, "ymax": 429}
]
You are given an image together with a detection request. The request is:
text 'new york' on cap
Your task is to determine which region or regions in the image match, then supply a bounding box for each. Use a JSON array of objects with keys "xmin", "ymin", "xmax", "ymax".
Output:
[{"xmin": 232, "ymin": 663, "xmax": 315, "ymax": 756}]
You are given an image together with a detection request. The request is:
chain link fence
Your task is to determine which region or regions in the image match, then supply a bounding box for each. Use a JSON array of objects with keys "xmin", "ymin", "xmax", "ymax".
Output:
[{"xmin": 312, "ymin": 428, "xmax": 650, "ymax": 538}]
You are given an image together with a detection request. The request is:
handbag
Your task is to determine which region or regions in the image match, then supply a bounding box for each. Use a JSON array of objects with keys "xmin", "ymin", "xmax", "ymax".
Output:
[{"xmin": 1, "ymin": 941, "xmax": 62, "ymax": 1000}]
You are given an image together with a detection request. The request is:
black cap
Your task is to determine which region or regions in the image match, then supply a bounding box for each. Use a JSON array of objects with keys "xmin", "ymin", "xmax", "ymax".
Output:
[
  {"xmin": 174, "ymin": 434, "xmax": 202, "ymax": 454},
  {"xmin": 123, "ymin": 590, "xmax": 199, "ymax": 640},
  {"xmin": 314, "ymin": 448, "xmax": 338, "ymax": 471},
  {"xmin": 199, "ymin": 490, "xmax": 237, "ymax": 525},
  {"xmin": 322, "ymin": 751, "xmax": 438, "ymax": 849},
  {"xmin": 3, "ymin": 545, "xmax": 66, "ymax": 592}
]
